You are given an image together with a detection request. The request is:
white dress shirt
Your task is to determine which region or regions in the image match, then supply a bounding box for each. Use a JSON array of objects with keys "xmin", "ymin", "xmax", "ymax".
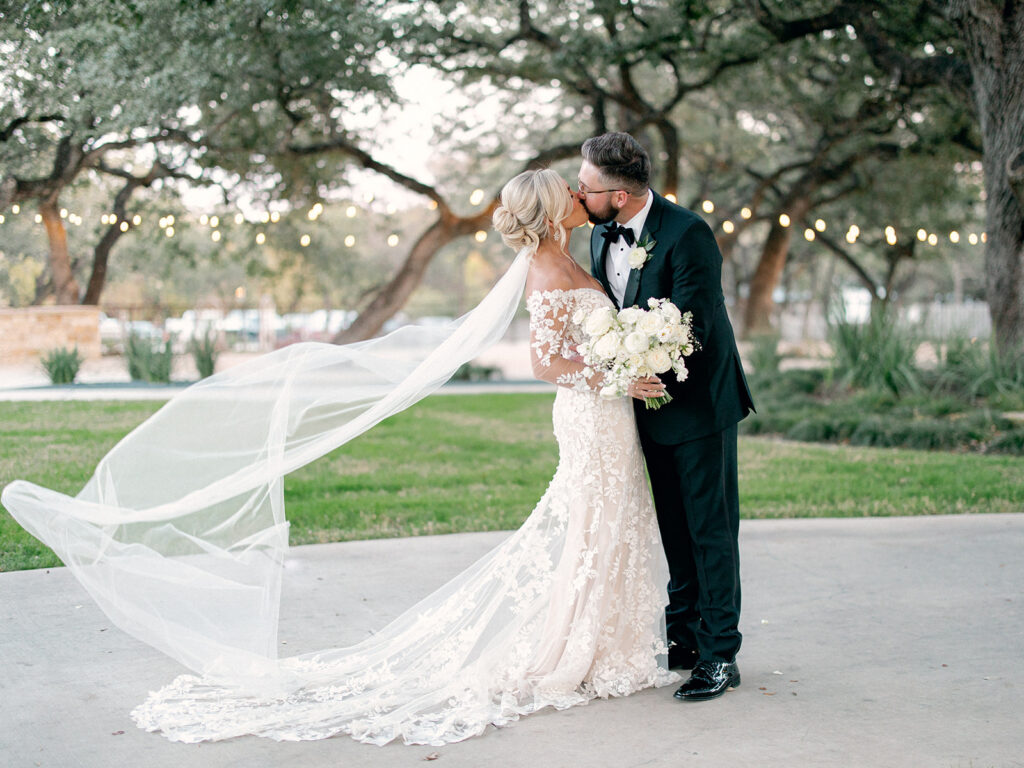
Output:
[{"xmin": 604, "ymin": 191, "xmax": 654, "ymax": 307}]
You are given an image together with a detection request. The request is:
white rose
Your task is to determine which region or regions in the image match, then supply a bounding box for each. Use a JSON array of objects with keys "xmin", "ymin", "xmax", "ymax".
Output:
[
  {"xmin": 593, "ymin": 331, "xmax": 624, "ymax": 360},
  {"xmin": 646, "ymin": 348, "xmax": 673, "ymax": 374},
  {"xmin": 584, "ymin": 307, "xmax": 615, "ymax": 336},
  {"xmin": 627, "ymin": 246, "xmax": 648, "ymax": 269},
  {"xmin": 617, "ymin": 306, "xmax": 643, "ymax": 325},
  {"xmin": 599, "ymin": 384, "xmax": 621, "ymax": 399},
  {"xmin": 657, "ymin": 325, "xmax": 675, "ymax": 342},
  {"xmin": 624, "ymin": 330, "xmax": 649, "ymax": 354},
  {"xmin": 660, "ymin": 301, "xmax": 682, "ymax": 323},
  {"xmin": 625, "ymin": 354, "xmax": 646, "ymax": 373},
  {"xmin": 571, "ymin": 308, "xmax": 586, "ymax": 325},
  {"xmin": 638, "ymin": 312, "xmax": 666, "ymax": 336}
]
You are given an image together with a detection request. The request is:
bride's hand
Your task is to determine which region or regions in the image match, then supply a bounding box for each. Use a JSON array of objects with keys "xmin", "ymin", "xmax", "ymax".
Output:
[{"xmin": 627, "ymin": 376, "xmax": 665, "ymax": 401}]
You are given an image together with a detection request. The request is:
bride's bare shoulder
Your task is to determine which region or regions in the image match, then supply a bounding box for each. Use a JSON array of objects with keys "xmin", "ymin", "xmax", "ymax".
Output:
[{"xmin": 526, "ymin": 252, "xmax": 575, "ymax": 298}]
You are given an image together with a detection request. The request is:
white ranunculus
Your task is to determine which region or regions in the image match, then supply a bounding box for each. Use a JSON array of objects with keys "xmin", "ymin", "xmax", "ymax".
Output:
[
  {"xmin": 646, "ymin": 348, "xmax": 673, "ymax": 374},
  {"xmin": 627, "ymin": 246, "xmax": 648, "ymax": 269},
  {"xmin": 593, "ymin": 331, "xmax": 624, "ymax": 360},
  {"xmin": 637, "ymin": 312, "xmax": 666, "ymax": 335},
  {"xmin": 584, "ymin": 307, "xmax": 615, "ymax": 336},
  {"xmin": 617, "ymin": 306, "xmax": 643, "ymax": 325},
  {"xmin": 624, "ymin": 330, "xmax": 649, "ymax": 354}
]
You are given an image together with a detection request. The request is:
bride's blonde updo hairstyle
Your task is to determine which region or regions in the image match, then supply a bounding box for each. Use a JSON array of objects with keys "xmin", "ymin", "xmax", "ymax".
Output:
[{"xmin": 492, "ymin": 169, "xmax": 573, "ymax": 253}]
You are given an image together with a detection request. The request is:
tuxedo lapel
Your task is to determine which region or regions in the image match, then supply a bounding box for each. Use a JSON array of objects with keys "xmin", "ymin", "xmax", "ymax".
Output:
[
  {"xmin": 621, "ymin": 193, "xmax": 667, "ymax": 309},
  {"xmin": 594, "ymin": 231, "xmax": 619, "ymax": 309}
]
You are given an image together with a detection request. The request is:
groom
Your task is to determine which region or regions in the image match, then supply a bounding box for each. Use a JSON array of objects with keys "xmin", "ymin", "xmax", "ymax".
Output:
[{"xmin": 579, "ymin": 132, "xmax": 755, "ymax": 701}]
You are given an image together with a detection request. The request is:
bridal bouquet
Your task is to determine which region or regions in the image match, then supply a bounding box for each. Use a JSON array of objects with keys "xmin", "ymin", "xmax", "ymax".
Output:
[{"xmin": 574, "ymin": 298, "xmax": 696, "ymax": 410}]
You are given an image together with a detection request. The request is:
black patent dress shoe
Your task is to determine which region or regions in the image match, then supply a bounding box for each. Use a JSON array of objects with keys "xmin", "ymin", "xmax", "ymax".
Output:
[
  {"xmin": 673, "ymin": 660, "xmax": 740, "ymax": 701},
  {"xmin": 668, "ymin": 645, "xmax": 699, "ymax": 671}
]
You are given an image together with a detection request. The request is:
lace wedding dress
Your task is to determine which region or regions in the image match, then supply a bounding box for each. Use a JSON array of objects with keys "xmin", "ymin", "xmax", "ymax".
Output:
[{"xmin": 131, "ymin": 287, "xmax": 677, "ymax": 745}]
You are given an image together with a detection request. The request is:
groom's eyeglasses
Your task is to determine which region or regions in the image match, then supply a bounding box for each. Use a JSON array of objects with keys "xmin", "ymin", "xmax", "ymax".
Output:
[{"xmin": 577, "ymin": 182, "xmax": 625, "ymax": 197}]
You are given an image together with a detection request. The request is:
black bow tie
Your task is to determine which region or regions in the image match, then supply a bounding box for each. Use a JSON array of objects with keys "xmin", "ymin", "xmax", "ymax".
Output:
[{"xmin": 600, "ymin": 223, "xmax": 635, "ymax": 246}]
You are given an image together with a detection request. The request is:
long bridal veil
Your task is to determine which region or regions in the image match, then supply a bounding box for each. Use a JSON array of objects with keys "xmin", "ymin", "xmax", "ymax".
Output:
[{"xmin": 1, "ymin": 249, "xmax": 531, "ymax": 685}]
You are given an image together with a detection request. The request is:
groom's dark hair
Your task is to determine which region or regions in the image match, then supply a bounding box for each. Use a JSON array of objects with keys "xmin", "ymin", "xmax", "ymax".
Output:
[{"xmin": 581, "ymin": 132, "xmax": 651, "ymax": 194}]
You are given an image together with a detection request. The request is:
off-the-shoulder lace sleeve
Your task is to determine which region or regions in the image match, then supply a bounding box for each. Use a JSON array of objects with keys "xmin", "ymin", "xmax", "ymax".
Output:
[{"xmin": 526, "ymin": 290, "xmax": 604, "ymax": 392}]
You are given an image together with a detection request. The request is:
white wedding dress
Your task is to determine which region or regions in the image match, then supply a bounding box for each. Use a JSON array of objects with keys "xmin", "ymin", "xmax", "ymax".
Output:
[{"xmin": 130, "ymin": 286, "xmax": 677, "ymax": 745}]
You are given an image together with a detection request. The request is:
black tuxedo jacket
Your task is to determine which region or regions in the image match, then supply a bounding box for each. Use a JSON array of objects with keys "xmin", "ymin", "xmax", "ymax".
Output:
[{"xmin": 589, "ymin": 192, "xmax": 755, "ymax": 445}]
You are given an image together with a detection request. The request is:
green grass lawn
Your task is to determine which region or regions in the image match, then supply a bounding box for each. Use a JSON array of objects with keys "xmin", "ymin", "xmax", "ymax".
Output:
[{"xmin": 1, "ymin": 395, "xmax": 1021, "ymax": 572}]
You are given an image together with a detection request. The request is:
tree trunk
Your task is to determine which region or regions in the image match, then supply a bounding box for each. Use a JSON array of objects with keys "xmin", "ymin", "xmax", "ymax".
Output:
[
  {"xmin": 743, "ymin": 195, "xmax": 812, "ymax": 337},
  {"xmin": 39, "ymin": 198, "xmax": 79, "ymax": 304},
  {"xmin": 950, "ymin": 0, "xmax": 1024, "ymax": 353},
  {"xmin": 82, "ymin": 227, "xmax": 122, "ymax": 305},
  {"xmin": 333, "ymin": 207, "xmax": 495, "ymax": 342}
]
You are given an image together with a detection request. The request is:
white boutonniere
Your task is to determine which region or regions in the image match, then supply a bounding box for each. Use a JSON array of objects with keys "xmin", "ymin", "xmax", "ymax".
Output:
[{"xmin": 627, "ymin": 234, "xmax": 657, "ymax": 270}]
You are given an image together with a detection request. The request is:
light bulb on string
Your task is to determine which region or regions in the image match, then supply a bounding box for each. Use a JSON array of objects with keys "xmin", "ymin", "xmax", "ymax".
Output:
[
  {"xmin": 740, "ymin": 207, "xmax": 752, "ymax": 219},
  {"xmin": 927, "ymin": 233, "xmax": 938, "ymax": 246},
  {"xmin": 702, "ymin": 200, "xmax": 715, "ymax": 214},
  {"xmin": 778, "ymin": 214, "xmax": 791, "ymax": 227},
  {"xmin": 255, "ymin": 232, "xmax": 266, "ymax": 245},
  {"xmin": 469, "ymin": 189, "xmax": 485, "ymax": 206},
  {"xmin": 474, "ymin": 230, "xmax": 487, "ymax": 243},
  {"xmin": 804, "ymin": 228, "xmax": 815, "ymax": 241},
  {"xmin": 300, "ymin": 234, "xmax": 311, "ymax": 247},
  {"xmin": 387, "ymin": 234, "xmax": 399, "ymax": 247},
  {"xmin": 885, "ymin": 226, "xmax": 897, "ymax": 245},
  {"xmin": 949, "ymin": 231, "xmax": 960, "ymax": 243},
  {"xmin": 344, "ymin": 235, "xmax": 356, "ymax": 247},
  {"xmin": 814, "ymin": 219, "xmax": 826, "ymax": 232},
  {"xmin": 722, "ymin": 220, "xmax": 735, "ymax": 234}
]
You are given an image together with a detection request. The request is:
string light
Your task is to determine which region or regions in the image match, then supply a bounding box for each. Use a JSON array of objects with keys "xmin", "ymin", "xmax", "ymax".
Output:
[
  {"xmin": 210, "ymin": 215, "xmax": 219, "ymax": 228},
  {"xmin": 11, "ymin": 204, "xmax": 19, "ymax": 214},
  {"xmin": 235, "ymin": 213, "xmax": 245, "ymax": 225},
  {"xmin": 270, "ymin": 212, "xmax": 280, "ymax": 223},
  {"xmin": 469, "ymin": 189, "xmax": 485, "ymax": 206},
  {"xmin": 722, "ymin": 220, "xmax": 735, "ymax": 234},
  {"xmin": 804, "ymin": 228, "xmax": 815, "ymax": 241},
  {"xmin": 119, "ymin": 221, "xmax": 129, "ymax": 232},
  {"xmin": 60, "ymin": 208, "xmax": 68, "ymax": 219},
  {"xmin": 814, "ymin": 219, "xmax": 826, "ymax": 232},
  {"xmin": 300, "ymin": 234, "xmax": 311, "ymax": 247},
  {"xmin": 917, "ymin": 229, "xmax": 928, "ymax": 241},
  {"xmin": 949, "ymin": 231, "xmax": 960, "ymax": 243},
  {"xmin": 200, "ymin": 214, "xmax": 209, "ymax": 225},
  {"xmin": 165, "ymin": 227, "xmax": 175, "ymax": 237},
  {"xmin": 665, "ymin": 194, "xmax": 677, "ymax": 203},
  {"xmin": 702, "ymin": 200, "xmax": 715, "ymax": 214},
  {"xmin": 740, "ymin": 207, "xmax": 752, "ymax": 219},
  {"xmin": 885, "ymin": 226, "xmax": 897, "ymax": 245},
  {"xmin": 981, "ymin": 232, "xmax": 987, "ymax": 243},
  {"xmin": 968, "ymin": 233, "xmax": 978, "ymax": 245},
  {"xmin": 344, "ymin": 235, "xmax": 356, "ymax": 247},
  {"xmin": 387, "ymin": 234, "xmax": 399, "ymax": 247},
  {"xmin": 346, "ymin": 206, "xmax": 357, "ymax": 218},
  {"xmin": 778, "ymin": 214, "xmax": 791, "ymax": 227},
  {"xmin": 255, "ymin": 232, "xmax": 266, "ymax": 245},
  {"xmin": 474, "ymin": 230, "xmax": 487, "ymax": 243},
  {"xmin": 34, "ymin": 214, "xmax": 42, "ymax": 223},
  {"xmin": 927, "ymin": 233, "xmax": 938, "ymax": 246},
  {"xmin": 132, "ymin": 215, "xmax": 142, "ymax": 226},
  {"xmin": 211, "ymin": 230, "xmax": 221, "ymax": 242}
]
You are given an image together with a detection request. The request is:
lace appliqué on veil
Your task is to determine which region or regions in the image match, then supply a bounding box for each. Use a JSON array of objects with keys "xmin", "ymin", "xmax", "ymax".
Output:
[{"xmin": 131, "ymin": 287, "xmax": 677, "ymax": 746}]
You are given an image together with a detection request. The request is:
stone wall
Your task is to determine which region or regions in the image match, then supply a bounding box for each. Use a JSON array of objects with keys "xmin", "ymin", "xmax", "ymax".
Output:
[{"xmin": 0, "ymin": 306, "xmax": 102, "ymax": 362}]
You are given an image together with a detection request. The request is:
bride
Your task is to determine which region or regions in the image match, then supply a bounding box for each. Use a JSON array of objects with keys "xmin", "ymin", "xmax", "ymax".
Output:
[{"xmin": 3, "ymin": 169, "xmax": 678, "ymax": 746}]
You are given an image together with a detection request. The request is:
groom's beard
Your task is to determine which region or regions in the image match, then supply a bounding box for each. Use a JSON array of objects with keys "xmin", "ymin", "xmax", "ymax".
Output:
[{"xmin": 584, "ymin": 201, "xmax": 619, "ymax": 225}]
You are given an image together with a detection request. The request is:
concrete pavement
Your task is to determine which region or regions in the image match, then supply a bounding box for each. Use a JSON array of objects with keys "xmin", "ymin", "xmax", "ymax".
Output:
[{"xmin": 2, "ymin": 514, "xmax": 1023, "ymax": 768}]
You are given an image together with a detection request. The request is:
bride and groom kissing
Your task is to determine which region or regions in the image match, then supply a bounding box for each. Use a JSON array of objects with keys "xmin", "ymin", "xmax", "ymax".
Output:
[
  {"xmin": 3, "ymin": 131, "xmax": 755, "ymax": 746},
  {"xmin": 515, "ymin": 130, "xmax": 755, "ymax": 704}
]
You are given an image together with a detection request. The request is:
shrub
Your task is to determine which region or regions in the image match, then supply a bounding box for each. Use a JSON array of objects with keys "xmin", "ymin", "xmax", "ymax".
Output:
[
  {"xmin": 829, "ymin": 307, "xmax": 920, "ymax": 397},
  {"xmin": 188, "ymin": 329, "xmax": 219, "ymax": 379},
  {"xmin": 40, "ymin": 346, "xmax": 83, "ymax": 385},
  {"xmin": 126, "ymin": 332, "xmax": 174, "ymax": 383},
  {"xmin": 451, "ymin": 363, "xmax": 501, "ymax": 382},
  {"xmin": 747, "ymin": 333, "xmax": 782, "ymax": 380}
]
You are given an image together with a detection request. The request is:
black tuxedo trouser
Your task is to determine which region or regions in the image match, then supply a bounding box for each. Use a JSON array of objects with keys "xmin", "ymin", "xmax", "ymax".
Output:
[{"xmin": 639, "ymin": 423, "xmax": 741, "ymax": 663}]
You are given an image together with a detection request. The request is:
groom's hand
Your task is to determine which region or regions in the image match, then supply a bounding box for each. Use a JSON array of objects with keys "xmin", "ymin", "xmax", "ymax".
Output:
[{"xmin": 628, "ymin": 376, "xmax": 665, "ymax": 401}]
